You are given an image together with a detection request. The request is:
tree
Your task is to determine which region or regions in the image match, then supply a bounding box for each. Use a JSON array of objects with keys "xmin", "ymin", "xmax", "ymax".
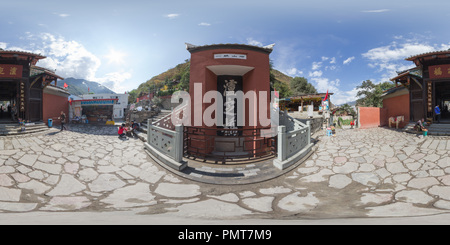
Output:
[
  {"xmin": 336, "ymin": 103, "xmax": 355, "ymax": 116},
  {"xmin": 127, "ymin": 90, "xmax": 138, "ymax": 104},
  {"xmin": 273, "ymin": 80, "xmax": 292, "ymax": 98},
  {"xmin": 269, "ymin": 60, "xmax": 292, "ymax": 98},
  {"xmin": 356, "ymin": 80, "xmax": 394, "ymax": 107},
  {"xmin": 152, "ymin": 96, "xmax": 162, "ymax": 108},
  {"xmin": 290, "ymin": 77, "xmax": 317, "ymax": 96}
]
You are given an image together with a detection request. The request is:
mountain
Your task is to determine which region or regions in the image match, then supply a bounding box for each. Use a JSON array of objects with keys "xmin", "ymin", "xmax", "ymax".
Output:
[
  {"xmin": 61, "ymin": 77, "xmax": 115, "ymax": 96},
  {"xmin": 271, "ymin": 69, "xmax": 292, "ymax": 85},
  {"xmin": 337, "ymin": 100, "xmax": 357, "ymax": 106}
]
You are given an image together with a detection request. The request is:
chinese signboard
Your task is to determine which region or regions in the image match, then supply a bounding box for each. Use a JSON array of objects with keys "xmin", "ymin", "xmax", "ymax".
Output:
[
  {"xmin": 80, "ymin": 99, "xmax": 116, "ymax": 105},
  {"xmin": 427, "ymin": 81, "xmax": 432, "ymax": 112},
  {"xmin": 0, "ymin": 64, "xmax": 23, "ymax": 79},
  {"xmin": 429, "ymin": 65, "xmax": 450, "ymax": 79},
  {"xmin": 20, "ymin": 81, "xmax": 25, "ymax": 112},
  {"xmin": 214, "ymin": 54, "xmax": 247, "ymax": 60}
]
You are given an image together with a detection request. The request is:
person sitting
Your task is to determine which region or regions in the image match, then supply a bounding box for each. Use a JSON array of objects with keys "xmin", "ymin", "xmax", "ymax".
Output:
[
  {"xmin": 118, "ymin": 123, "xmax": 128, "ymax": 139},
  {"xmin": 130, "ymin": 120, "xmax": 139, "ymax": 137},
  {"xmin": 415, "ymin": 118, "xmax": 425, "ymax": 132}
]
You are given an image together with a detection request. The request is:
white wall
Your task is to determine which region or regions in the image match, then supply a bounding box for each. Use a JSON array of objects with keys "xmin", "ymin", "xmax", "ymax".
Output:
[{"xmin": 80, "ymin": 93, "xmax": 129, "ymax": 119}]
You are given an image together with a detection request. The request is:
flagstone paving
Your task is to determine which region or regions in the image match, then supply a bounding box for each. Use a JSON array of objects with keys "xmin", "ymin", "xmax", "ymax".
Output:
[{"xmin": 0, "ymin": 124, "xmax": 450, "ymax": 221}]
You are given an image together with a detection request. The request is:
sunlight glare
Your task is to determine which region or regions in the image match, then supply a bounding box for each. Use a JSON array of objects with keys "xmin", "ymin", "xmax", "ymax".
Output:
[{"xmin": 105, "ymin": 49, "xmax": 127, "ymax": 65}]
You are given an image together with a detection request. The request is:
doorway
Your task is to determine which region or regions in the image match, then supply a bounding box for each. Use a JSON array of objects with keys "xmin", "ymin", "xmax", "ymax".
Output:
[
  {"xmin": 434, "ymin": 81, "xmax": 450, "ymax": 123},
  {"xmin": 0, "ymin": 80, "xmax": 18, "ymax": 123}
]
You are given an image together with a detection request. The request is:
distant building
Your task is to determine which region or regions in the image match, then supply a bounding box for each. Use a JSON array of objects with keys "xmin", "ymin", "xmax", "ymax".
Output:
[{"xmin": 69, "ymin": 93, "xmax": 129, "ymax": 123}]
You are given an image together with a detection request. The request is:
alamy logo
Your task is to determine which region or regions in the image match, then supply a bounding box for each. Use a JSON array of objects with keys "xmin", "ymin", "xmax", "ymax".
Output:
[{"xmin": 170, "ymin": 82, "xmax": 279, "ymax": 137}]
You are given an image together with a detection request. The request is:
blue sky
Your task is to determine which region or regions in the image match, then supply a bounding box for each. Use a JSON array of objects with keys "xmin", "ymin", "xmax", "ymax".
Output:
[{"xmin": 1, "ymin": 0, "xmax": 450, "ymax": 104}]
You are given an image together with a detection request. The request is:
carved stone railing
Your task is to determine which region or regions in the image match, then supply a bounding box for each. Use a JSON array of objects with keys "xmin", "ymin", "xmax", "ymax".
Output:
[
  {"xmin": 273, "ymin": 111, "xmax": 312, "ymax": 170},
  {"xmin": 183, "ymin": 126, "xmax": 277, "ymax": 164},
  {"xmin": 152, "ymin": 104, "xmax": 187, "ymax": 130},
  {"xmin": 143, "ymin": 119, "xmax": 186, "ymax": 171}
]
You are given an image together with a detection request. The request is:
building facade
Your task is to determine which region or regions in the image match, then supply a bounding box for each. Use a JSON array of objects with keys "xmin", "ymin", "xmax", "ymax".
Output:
[
  {"xmin": 391, "ymin": 49, "xmax": 450, "ymax": 123},
  {"xmin": 183, "ymin": 43, "xmax": 276, "ymax": 160},
  {"xmin": 69, "ymin": 93, "xmax": 129, "ymax": 123},
  {"xmin": 79, "ymin": 93, "xmax": 129, "ymax": 119},
  {"xmin": 0, "ymin": 49, "xmax": 64, "ymax": 122}
]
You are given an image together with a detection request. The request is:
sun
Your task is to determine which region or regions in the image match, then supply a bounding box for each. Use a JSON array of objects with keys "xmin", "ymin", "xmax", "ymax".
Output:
[{"xmin": 105, "ymin": 49, "xmax": 127, "ymax": 65}]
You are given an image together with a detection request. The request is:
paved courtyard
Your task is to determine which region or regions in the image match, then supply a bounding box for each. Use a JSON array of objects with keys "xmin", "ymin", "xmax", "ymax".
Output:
[{"xmin": 0, "ymin": 124, "xmax": 450, "ymax": 224}]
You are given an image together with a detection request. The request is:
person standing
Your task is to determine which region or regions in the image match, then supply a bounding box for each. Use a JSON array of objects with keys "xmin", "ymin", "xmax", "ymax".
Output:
[
  {"xmin": 59, "ymin": 111, "xmax": 67, "ymax": 131},
  {"xmin": 435, "ymin": 105, "xmax": 441, "ymax": 123}
]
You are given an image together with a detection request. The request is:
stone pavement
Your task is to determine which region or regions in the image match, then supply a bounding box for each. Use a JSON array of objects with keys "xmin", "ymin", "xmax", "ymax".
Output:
[{"xmin": 0, "ymin": 124, "xmax": 450, "ymax": 224}]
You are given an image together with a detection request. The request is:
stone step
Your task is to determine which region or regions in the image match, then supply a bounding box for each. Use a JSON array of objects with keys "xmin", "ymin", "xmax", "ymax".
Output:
[
  {"xmin": 135, "ymin": 111, "xmax": 173, "ymax": 138},
  {"xmin": 402, "ymin": 122, "xmax": 450, "ymax": 136},
  {"xmin": 0, "ymin": 122, "xmax": 49, "ymax": 136}
]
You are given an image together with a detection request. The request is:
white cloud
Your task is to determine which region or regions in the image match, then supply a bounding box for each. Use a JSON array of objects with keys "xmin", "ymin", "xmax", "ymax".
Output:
[
  {"xmin": 0, "ymin": 42, "xmax": 7, "ymax": 49},
  {"xmin": 308, "ymin": 70, "xmax": 323, "ymax": 77},
  {"xmin": 246, "ymin": 38, "xmax": 263, "ymax": 47},
  {"xmin": 362, "ymin": 39, "xmax": 450, "ymax": 81},
  {"xmin": 165, "ymin": 13, "xmax": 179, "ymax": 19},
  {"xmin": 310, "ymin": 77, "xmax": 340, "ymax": 93},
  {"xmin": 312, "ymin": 61, "xmax": 322, "ymax": 70},
  {"xmin": 35, "ymin": 33, "xmax": 101, "ymax": 80},
  {"xmin": 93, "ymin": 71, "xmax": 132, "ymax": 93},
  {"xmin": 309, "ymin": 75, "xmax": 359, "ymax": 105},
  {"xmin": 343, "ymin": 56, "xmax": 355, "ymax": 65},
  {"xmin": 306, "ymin": 57, "xmax": 358, "ymax": 105},
  {"xmin": 285, "ymin": 67, "xmax": 303, "ymax": 76},
  {"xmin": 198, "ymin": 22, "xmax": 211, "ymax": 26},
  {"xmin": 14, "ymin": 32, "xmax": 136, "ymax": 93},
  {"xmin": 332, "ymin": 87, "xmax": 361, "ymax": 105},
  {"xmin": 362, "ymin": 42, "xmax": 436, "ymax": 63}
]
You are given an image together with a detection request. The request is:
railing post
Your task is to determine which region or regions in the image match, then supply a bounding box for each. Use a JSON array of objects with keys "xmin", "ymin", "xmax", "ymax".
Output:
[
  {"xmin": 277, "ymin": 125, "xmax": 286, "ymax": 162},
  {"xmin": 147, "ymin": 118, "xmax": 151, "ymax": 144},
  {"xmin": 307, "ymin": 120, "xmax": 311, "ymax": 145},
  {"xmin": 174, "ymin": 125, "xmax": 183, "ymax": 162}
]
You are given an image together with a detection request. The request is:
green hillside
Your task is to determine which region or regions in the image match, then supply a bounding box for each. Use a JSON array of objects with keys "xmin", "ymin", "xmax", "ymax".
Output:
[{"xmin": 127, "ymin": 60, "xmax": 299, "ymax": 103}]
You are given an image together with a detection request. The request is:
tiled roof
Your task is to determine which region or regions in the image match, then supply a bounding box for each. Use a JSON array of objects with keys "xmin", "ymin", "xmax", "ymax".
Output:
[
  {"xmin": 381, "ymin": 85, "xmax": 407, "ymax": 97},
  {"xmin": 185, "ymin": 43, "xmax": 275, "ymax": 54},
  {"xmin": 406, "ymin": 49, "xmax": 450, "ymax": 61},
  {"xmin": 0, "ymin": 49, "xmax": 46, "ymax": 59},
  {"xmin": 31, "ymin": 66, "xmax": 64, "ymax": 80}
]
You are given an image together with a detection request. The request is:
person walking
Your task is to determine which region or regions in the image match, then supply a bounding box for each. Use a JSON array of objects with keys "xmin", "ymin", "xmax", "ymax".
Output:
[
  {"xmin": 435, "ymin": 105, "xmax": 441, "ymax": 123},
  {"xmin": 58, "ymin": 111, "xmax": 67, "ymax": 131}
]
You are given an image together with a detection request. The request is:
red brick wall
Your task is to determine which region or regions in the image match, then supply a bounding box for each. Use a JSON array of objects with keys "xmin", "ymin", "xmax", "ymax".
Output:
[
  {"xmin": 382, "ymin": 93, "xmax": 410, "ymax": 128},
  {"xmin": 358, "ymin": 107, "xmax": 387, "ymax": 129},
  {"xmin": 43, "ymin": 93, "xmax": 69, "ymax": 125}
]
